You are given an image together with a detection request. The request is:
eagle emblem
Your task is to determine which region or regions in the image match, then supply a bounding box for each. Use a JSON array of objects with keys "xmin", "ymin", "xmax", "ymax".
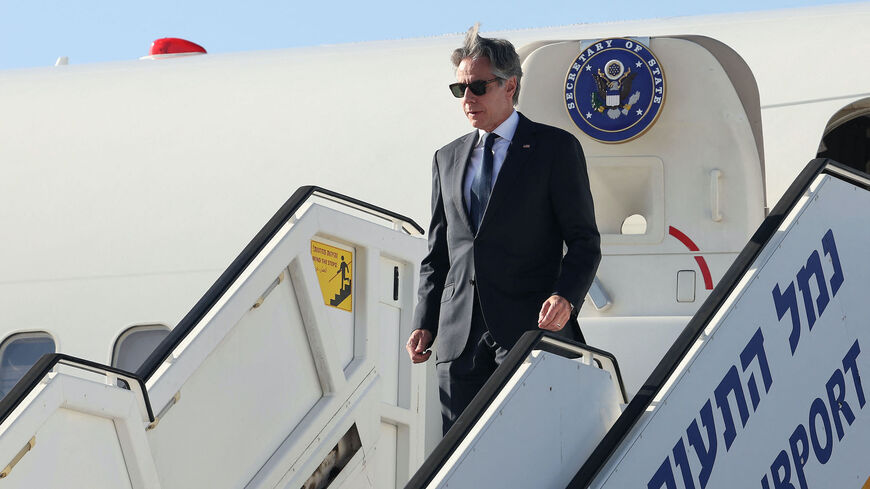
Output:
[
  {"xmin": 564, "ymin": 38, "xmax": 666, "ymax": 143},
  {"xmin": 592, "ymin": 60, "xmax": 640, "ymax": 119}
]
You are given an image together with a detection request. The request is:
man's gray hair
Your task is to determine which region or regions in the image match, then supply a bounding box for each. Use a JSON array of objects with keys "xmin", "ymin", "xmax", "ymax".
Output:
[{"xmin": 451, "ymin": 24, "xmax": 523, "ymax": 105}]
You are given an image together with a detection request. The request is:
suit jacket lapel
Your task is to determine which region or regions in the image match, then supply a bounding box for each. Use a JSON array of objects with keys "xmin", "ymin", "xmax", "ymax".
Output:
[
  {"xmin": 477, "ymin": 113, "xmax": 536, "ymax": 235},
  {"xmin": 452, "ymin": 130, "xmax": 478, "ymax": 234}
]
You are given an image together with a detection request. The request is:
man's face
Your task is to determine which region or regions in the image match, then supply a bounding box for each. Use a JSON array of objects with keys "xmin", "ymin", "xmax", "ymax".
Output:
[{"xmin": 456, "ymin": 57, "xmax": 516, "ymax": 133}]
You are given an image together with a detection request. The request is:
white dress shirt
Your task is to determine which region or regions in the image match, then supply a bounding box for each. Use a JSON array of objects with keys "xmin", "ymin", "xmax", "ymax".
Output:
[{"xmin": 463, "ymin": 110, "xmax": 519, "ymax": 213}]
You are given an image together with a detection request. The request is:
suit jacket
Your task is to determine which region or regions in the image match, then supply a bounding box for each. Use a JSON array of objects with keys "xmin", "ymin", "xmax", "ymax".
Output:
[{"xmin": 413, "ymin": 112, "xmax": 600, "ymax": 363}]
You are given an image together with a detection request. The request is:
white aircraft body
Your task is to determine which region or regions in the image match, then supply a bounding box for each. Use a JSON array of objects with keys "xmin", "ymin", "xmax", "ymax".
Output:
[{"xmin": 0, "ymin": 3, "xmax": 867, "ymax": 488}]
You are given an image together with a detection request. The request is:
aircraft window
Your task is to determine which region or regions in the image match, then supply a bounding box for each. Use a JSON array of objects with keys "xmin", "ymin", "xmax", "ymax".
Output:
[
  {"xmin": 0, "ymin": 332, "xmax": 56, "ymax": 399},
  {"xmin": 621, "ymin": 214, "xmax": 647, "ymax": 235},
  {"xmin": 112, "ymin": 325, "xmax": 170, "ymax": 373}
]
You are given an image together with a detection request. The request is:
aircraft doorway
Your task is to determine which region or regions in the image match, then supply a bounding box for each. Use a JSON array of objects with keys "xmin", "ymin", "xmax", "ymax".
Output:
[{"xmin": 817, "ymin": 98, "xmax": 870, "ymax": 174}]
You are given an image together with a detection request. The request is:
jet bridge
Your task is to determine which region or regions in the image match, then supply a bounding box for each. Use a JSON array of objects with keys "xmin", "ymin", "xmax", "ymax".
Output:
[{"xmin": 406, "ymin": 159, "xmax": 870, "ymax": 489}]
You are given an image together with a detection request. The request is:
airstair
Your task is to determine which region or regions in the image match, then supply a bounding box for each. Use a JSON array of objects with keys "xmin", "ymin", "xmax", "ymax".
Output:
[{"xmin": 0, "ymin": 160, "xmax": 867, "ymax": 488}]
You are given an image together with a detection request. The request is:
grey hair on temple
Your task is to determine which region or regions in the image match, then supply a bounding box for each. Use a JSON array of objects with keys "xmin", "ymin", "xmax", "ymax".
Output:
[{"xmin": 451, "ymin": 23, "xmax": 523, "ymax": 105}]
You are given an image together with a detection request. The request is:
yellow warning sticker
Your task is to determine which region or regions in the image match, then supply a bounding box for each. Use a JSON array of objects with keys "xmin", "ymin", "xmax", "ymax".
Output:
[{"xmin": 311, "ymin": 240, "xmax": 353, "ymax": 312}]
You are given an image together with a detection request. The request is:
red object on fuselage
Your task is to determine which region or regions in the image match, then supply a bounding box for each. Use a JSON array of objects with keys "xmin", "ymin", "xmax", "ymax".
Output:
[{"xmin": 149, "ymin": 38, "xmax": 207, "ymax": 56}]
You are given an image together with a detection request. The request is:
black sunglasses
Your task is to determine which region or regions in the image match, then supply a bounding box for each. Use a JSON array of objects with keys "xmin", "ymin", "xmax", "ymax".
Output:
[{"xmin": 449, "ymin": 77, "xmax": 502, "ymax": 98}]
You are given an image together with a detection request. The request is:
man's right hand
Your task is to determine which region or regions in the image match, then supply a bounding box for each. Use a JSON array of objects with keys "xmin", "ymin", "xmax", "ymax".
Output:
[{"xmin": 406, "ymin": 329, "xmax": 433, "ymax": 363}]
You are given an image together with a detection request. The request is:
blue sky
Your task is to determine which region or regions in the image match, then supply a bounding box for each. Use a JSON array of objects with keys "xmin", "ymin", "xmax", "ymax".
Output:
[{"xmin": 0, "ymin": 0, "xmax": 854, "ymax": 70}]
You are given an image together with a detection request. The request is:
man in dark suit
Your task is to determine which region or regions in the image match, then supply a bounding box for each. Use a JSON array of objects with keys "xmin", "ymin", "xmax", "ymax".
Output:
[{"xmin": 405, "ymin": 26, "xmax": 600, "ymax": 434}]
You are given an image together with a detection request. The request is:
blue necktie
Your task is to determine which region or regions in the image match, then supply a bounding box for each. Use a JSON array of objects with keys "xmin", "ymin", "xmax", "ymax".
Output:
[{"xmin": 470, "ymin": 132, "xmax": 497, "ymax": 233}]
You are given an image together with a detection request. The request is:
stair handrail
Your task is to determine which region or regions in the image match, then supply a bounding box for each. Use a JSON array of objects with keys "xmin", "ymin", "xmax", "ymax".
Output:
[
  {"xmin": 0, "ymin": 353, "xmax": 154, "ymax": 427},
  {"xmin": 404, "ymin": 330, "xmax": 626, "ymax": 489},
  {"xmin": 136, "ymin": 186, "xmax": 423, "ymax": 380}
]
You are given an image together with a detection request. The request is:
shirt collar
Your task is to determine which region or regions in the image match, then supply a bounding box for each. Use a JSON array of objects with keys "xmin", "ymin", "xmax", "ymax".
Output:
[{"xmin": 476, "ymin": 110, "xmax": 519, "ymax": 146}]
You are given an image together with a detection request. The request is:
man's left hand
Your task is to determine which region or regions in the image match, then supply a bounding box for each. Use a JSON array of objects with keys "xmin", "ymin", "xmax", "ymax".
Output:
[{"xmin": 538, "ymin": 295, "xmax": 572, "ymax": 331}]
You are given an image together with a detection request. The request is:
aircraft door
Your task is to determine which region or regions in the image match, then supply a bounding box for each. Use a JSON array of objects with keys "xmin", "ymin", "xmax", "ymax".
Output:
[
  {"xmin": 817, "ymin": 97, "xmax": 870, "ymax": 174},
  {"xmin": 515, "ymin": 36, "xmax": 767, "ymax": 395}
]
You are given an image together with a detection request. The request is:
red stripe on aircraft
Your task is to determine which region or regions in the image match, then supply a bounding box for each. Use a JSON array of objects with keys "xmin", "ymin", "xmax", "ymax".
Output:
[
  {"xmin": 668, "ymin": 226, "xmax": 699, "ymax": 251},
  {"xmin": 669, "ymin": 226, "xmax": 714, "ymax": 290},
  {"xmin": 694, "ymin": 256, "xmax": 714, "ymax": 290}
]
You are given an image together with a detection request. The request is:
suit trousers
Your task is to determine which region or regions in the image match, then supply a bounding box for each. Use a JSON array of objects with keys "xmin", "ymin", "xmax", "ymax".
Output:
[
  {"xmin": 435, "ymin": 292, "xmax": 587, "ymax": 436},
  {"xmin": 436, "ymin": 291, "xmax": 509, "ymax": 435}
]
